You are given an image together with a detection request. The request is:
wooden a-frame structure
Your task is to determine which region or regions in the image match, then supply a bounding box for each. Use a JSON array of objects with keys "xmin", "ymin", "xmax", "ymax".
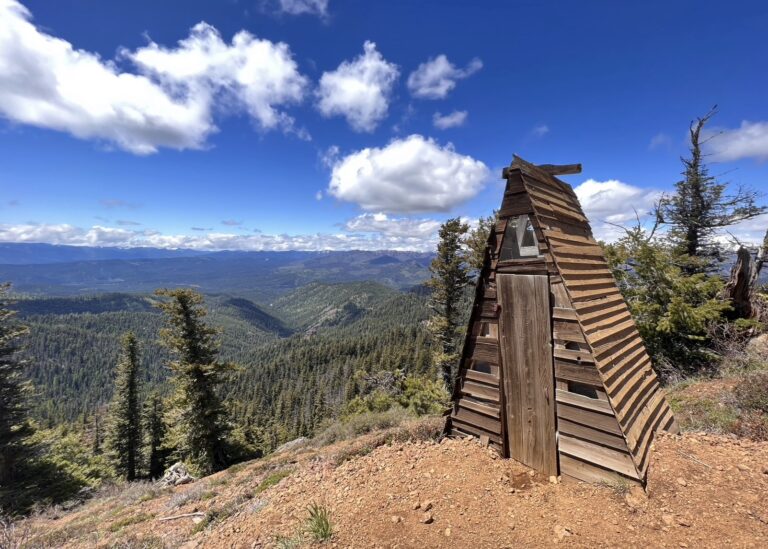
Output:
[{"xmin": 445, "ymin": 155, "xmax": 678, "ymax": 484}]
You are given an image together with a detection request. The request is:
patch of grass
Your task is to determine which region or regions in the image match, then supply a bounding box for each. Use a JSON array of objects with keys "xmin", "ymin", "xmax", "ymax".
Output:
[
  {"xmin": 275, "ymin": 533, "xmax": 303, "ymax": 549},
  {"xmin": 200, "ymin": 490, "xmax": 217, "ymax": 501},
  {"xmin": 313, "ymin": 408, "xmax": 413, "ymax": 446},
  {"xmin": 305, "ymin": 503, "xmax": 333, "ymax": 542},
  {"xmin": 190, "ymin": 503, "xmax": 236, "ymax": 535},
  {"xmin": 667, "ymin": 391, "xmax": 740, "ymax": 434},
  {"xmin": 256, "ymin": 469, "xmax": 292, "ymax": 494},
  {"xmin": 165, "ymin": 483, "xmax": 208, "ymax": 510},
  {"xmin": 32, "ymin": 516, "xmax": 100, "ymax": 547},
  {"xmin": 108, "ymin": 512, "xmax": 155, "ymax": 532},
  {"xmin": 599, "ymin": 478, "xmax": 632, "ymax": 496},
  {"xmin": 110, "ymin": 533, "xmax": 167, "ymax": 548},
  {"xmin": 226, "ymin": 463, "xmax": 247, "ymax": 476}
]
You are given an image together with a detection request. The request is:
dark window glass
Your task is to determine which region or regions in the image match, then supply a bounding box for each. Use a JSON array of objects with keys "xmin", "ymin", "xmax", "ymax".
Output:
[{"xmin": 499, "ymin": 215, "xmax": 540, "ymax": 260}]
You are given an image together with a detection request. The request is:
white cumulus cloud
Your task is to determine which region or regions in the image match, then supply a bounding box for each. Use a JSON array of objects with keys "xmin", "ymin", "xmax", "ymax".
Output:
[
  {"xmin": 0, "ymin": 222, "xmax": 438, "ymax": 252},
  {"xmin": 705, "ymin": 121, "xmax": 768, "ymax": 162},
  {"xmin": 316, "ymin": 41, "xmax": 399, "ymax": 132},
  {"xmin": 327, "ymin": 135, "xmax": 489, "ymax": 213},
  {"xmin": 0, "ymin": 0, "xmax": 308, "ymax": 154},
  {"xmin": 344, "ymin": 212, "xmax": 441, "ymax": 240},
  {"xmin": 574, "ymin": 179, "xmax": 661, "ymax": 241},
  {"xmin": 407, "ymin": 55, "xmax": 482, "ymax": 99},
  {"xmin": 433, "ymin": 110, "xmax": 467, "ymax": 129}
]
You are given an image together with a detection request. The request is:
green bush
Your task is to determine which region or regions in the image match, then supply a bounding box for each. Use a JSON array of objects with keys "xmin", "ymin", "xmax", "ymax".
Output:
[{"xmin": 604, "ymin": 229, "xmax": 730, "ymax": 379}]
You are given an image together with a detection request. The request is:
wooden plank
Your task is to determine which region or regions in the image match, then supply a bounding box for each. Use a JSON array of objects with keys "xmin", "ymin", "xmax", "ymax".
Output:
[
  {"xmin": 558, "ymin": 435, "xmax": 639, "ymax": 479},
  {"xmin": 452, "ymin": 406, "xmax": 502, "ymax": 435},
  {"xmin": 552, "ymin": 307, "xmax": 578, "ymax": 321},
  {"xmin": 587, "ymin": 319, "xmax": 637, "ymax": 347},
  {"xmin": 498, "ymin": 274, "xmax": 557, "ymax": 477},
  {"xmin": 548, "ymin": 244, "xmax": 606, "ymax": 257},
  {"xmin": 556, "ymin": 389, "xmax": 613, "ymax": 414},
  {"xmin": 536, "ymin": 163, "xmax": 582, "ymax": 176},
  {"xmin": 543, "ymin": 230, "xmax": 597, "ymax": 246},
  {"xmin": 479, "ymin": 299, "xmax": 499, "ymax": 318},
  {"xmin": 557, "ymin": 418, "xmax": 630, "ymax": 452},
  {"xmin": 556, "ymin": 403, "xmax": 623, "ymax": 435},
  {"xmin": 553, "ymin": 348, "xmax": 594, "ymax": 363},
  {"xmin": 449, "ymin": 417, "xmax": 503, "ymax": 445},
  {"xmin": 562, "ymin": 277, "xmax": 616, "ymax": 289},
  {"xmin": 457, "ymin": 397, "xmax": 500, "ymax": 418},
  {"xmin": 461, "ymin": 380, "xmax": 500, "ymax": 403},
  {"xmin": 553, "ymin": 321, "xmax": 586, "ymax": 343},
  {"xmin": 559, "ymin": 267, "xmax": 614, "ymax": 277},
  {"xmin": 572, "ymin": 293, "xmax": 625, "ymax": 313},
  {"xmin": 554, "ymin": 360, "xmax": 602, "ymax": 385},
  {"xmin": 569, "ymin": 286, "xmax": 622, "ymax": 302},
  {"xmin": 463, "ymin": 369, "xmax": 498, "ymax": 386},
  {"xmin": 559, "ymin": 454, "xmax": 637, "ymax": 485},
  {"xmin": 469, "ymin": 338, "xmax": 499, "ymax": 364},
  {"xmin": 580, "ymin": 307, "xmax": 632, "ymax": 331},
  {"xmin": 499, "ymin": 196, "xmax": 534, "ymax": 218}
]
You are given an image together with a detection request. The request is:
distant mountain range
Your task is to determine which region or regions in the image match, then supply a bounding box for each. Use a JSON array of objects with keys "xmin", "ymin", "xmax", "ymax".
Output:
[{"xmin": 0, "ymin": 244, "xmax": 433, "ymax": 301}]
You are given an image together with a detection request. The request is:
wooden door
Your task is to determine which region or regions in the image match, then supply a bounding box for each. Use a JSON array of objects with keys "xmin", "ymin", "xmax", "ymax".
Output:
[{"xmin": 498, "ymin": 274, "xmax": 557, "ymax": 476}]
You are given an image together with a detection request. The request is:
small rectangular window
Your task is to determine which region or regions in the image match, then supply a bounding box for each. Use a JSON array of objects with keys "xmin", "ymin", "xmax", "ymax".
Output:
[{"xmin": 568, "ymin": 381, "xmax": 599, "ymax": 399}]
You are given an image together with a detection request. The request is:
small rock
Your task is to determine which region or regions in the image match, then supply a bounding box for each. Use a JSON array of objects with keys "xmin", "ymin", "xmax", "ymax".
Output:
[
  {"xmin": 412, "ymin": 502, "xmax": 421, "ymax": 510},
  {"xmin": 553, "ymin": 525, "xmax": 571, "ymax": 541},
  {"xmin": 390, "ymin": 516, "xmax": 402, "ymax": 524},
  {"xmin": 762, "ymin": 465, "xmax": 768, "ymax": 475},
  {"xmin": 676, "ymin": 477, "xmax": 687, "ymax": 487},
  {"xmin": 677, "ymin": 516, "xmax": 693, "ymax": 527},
  {"xmin": 421, "ymin": 500, "xmax": 433, "ymax": 512},
  {"xmin": 736, "ymin": 464, "xmax": 751, "ymax": 472},
  {"xmin": 661, "ymin": 514, "xmax": 674, "ymax": 526},
  {"xmin": 420, "ymin": 512, "xmax": 434, "ymax": 524},
  {"xmin": 444, "ymin": 528, "xmax": 451, "ymax": 537},
  {"xmin": 548, "ymin": 476, "xmax": 558, "ymax": 484}
]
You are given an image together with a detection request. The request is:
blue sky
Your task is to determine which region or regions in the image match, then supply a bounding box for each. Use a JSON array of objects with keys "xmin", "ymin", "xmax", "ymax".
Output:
[{"xmin": 1, "ymin": 0, "xmax": 767, "ymax": 251}]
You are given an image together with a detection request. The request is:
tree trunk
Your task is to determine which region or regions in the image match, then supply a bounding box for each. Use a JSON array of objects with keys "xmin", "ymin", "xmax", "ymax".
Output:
[{"xmin": 725, "ymin": 247, "xmax": 759, "ymax": 319}]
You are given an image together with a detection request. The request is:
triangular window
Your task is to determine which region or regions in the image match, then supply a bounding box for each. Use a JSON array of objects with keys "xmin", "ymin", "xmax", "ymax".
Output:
[{"xmin": 499, "ymin": 215, "xmax": 541, "ymax": 260}]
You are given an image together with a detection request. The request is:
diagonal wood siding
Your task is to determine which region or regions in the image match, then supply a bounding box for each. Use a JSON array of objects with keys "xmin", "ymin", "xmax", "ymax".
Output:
[{"xmin": 510, "ymin": 156, "xmax": 678, "ymax": 477}]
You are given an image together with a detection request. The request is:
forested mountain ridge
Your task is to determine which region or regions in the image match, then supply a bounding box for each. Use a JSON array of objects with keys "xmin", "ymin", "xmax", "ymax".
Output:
[
  {"xmin": 15, "ymin": 282, "xmax": 434, "ymax": 434},
  {"xmin": 0, "ymin": 248, "xmax": 433, "ymax": 301}
]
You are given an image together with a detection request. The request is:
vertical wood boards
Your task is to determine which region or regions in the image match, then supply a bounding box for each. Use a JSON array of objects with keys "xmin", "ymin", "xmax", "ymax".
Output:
[{"xmin": 498, "ymin": 274, "xmax": 557, "ymax": 477}]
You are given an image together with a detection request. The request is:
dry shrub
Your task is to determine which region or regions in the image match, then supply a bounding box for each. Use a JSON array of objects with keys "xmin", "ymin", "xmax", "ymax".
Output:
[{"xmin": 732, "ymin": 371, "xmax": 768, "ymax": 440}]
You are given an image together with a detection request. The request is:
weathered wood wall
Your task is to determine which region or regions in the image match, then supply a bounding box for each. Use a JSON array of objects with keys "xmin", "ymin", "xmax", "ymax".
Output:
[{"xmin": 446, "ymin": 155, "xmax": 677, "ymax": 484}]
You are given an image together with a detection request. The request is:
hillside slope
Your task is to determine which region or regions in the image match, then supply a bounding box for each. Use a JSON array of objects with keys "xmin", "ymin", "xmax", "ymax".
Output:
[{"xmin": 17, "ymin": 419, "xmax": 768, "ymax": 548}]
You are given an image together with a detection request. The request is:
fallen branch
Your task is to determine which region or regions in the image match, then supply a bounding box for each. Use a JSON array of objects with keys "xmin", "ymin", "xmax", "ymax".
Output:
[
  {"xmin": 157, "ymin": 512, "xmax": 205, "ymax": 522},
  {"xmin": 676, "ymin": 450, "xmax": 712, "ymax": 469}
]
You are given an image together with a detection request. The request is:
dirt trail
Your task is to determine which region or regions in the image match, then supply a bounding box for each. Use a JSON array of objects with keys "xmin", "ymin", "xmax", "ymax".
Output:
[{"xmin": 21, "ymin": 425, "xmax": 768, "ymax": 548}]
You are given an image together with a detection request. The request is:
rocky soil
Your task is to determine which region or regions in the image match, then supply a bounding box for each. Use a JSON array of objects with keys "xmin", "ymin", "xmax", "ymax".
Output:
[{"xmin": 17, "ymin": 421, "xmax": 768, "ymax": 548}]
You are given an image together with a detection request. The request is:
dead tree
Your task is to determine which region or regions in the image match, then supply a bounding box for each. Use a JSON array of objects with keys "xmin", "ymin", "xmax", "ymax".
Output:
[{"xmin": 724, "ymin": 229, "xmax": 768, "ymax": 319}]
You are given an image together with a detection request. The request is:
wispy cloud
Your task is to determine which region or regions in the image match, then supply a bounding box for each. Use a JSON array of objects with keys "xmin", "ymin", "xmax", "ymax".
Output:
[
  {"xmin": 116, "ymin": 219, "xmax": 141, "ymax": 226},
  {"xmin": 433, "ymin": 110, "xmax": 467, "ymax": 130},
  {"xmin": 407, "ymin": 55, "xmax": 482, "ymax": 99},
  {"xmin": 0, "ymin": 222, "xmax": 440, "ymax": 252},
  {"xmin": 531, "ymin": 124, "xmax": 549, "ymax": 138},
  {"xmin": 191, "ymin": 226, "xmax": 212, "ymax": 231},
  {"xmin": 705, "ymin": 120, "xmax": 768, "ymax": 162},
  {"xmin": 100, "ymin": 199, "xmax": 142, "ymax": 209},
  {"xmin": 221, "ymin": 219, "xmax": 243, "ymax": 226},
  {"xmin": 649, "ymin": 132, "xmax": 672, "ymax": 150}
]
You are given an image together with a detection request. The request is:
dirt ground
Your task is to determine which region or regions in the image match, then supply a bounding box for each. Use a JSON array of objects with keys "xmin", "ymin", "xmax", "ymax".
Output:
[{"xmin": 18, "ymin": 420, "xmax": 768, "ymax": 549}]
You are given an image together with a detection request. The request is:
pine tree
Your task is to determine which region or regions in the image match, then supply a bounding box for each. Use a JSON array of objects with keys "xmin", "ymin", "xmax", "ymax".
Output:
[
  {"xmin": 105, "ymin": 332, "xmax": 142, "ymax": 481},
  {"xmin": 427, "ymin": 218, "xmax": 470, "ymax": 389},
  {"xmin": 0, "ymin": 283, "xmax": 33, "ymax": 484},
  {"xmin": 155, "ymin": 289, "xmax": 232, "ymax": 475},
  {"xmin": 465, "ymin": 213, "xmax": 496, "ymax": 274},
  {"xmin": 659, "ymin": 107, "xmax": 766, "ymax": 269},
  {"xmin": 143, "ymin": 392, "xmax": 167, "ymax": 479}
]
